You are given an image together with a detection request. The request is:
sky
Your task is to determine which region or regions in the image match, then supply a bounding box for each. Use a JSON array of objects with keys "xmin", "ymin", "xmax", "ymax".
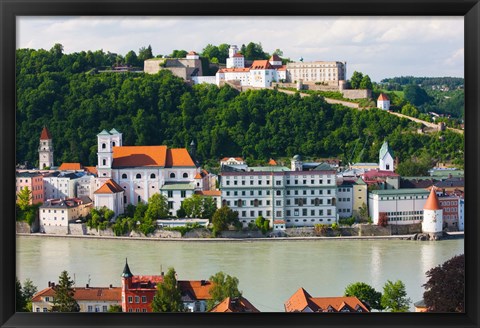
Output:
[{"xmin": 17, "ymin": 16, "xmax": 464, "ymax": 82}]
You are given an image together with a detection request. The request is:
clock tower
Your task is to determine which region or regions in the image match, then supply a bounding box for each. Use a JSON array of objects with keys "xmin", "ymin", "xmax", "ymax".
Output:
[{"xmin": 38, "ymin": 126, "xmax": 54, "ymax": 169}]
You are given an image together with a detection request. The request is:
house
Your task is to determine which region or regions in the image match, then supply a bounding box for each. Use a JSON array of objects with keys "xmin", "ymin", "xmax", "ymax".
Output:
[
  {"xmin": 16, "ymin": 171, "xmax": 44, "ymax": 205},
  {"xmin": 285, "ymin": 61, "xmax": 347, "ymax": 84},
  {"xmin": 209, "ymin": 296, "xmax": 260, "ymax": 313},
  {"xmin": 362, "ymin": 170, "xmax": 400, "ymax": 190},
  {"xmin": 284, "ymin": 288, "xmax": 369, "ymax": 313},
  {"xmin": 336, "ymin": 180, "xmax": 353, "ymax": 218},
  {"xmin": 96, "ymin": 128, "xmax": 205, "ymax": 216},
  {"xmin": 377, "ymin": 93, "xmax": 390, "ymax": 110},
  {"xmin": 226, "ymin": 45, "xmax": 245, "ymax": 69},
  {"xmin": 273, "ymin": 219, "xmax": 286, "ymax": 232},
  {"xmin": 39, "ymin": 197, "xmax": 93, "ymax": 234},
  {"xmin": 121, "ymin": 260, "xmax": 213, "ymax": 313},
  {"xmin": 194, "ymin": 190, "xmax": 222, "ymax": 209},
  {"xmin": 221, "ymin": 155, "xmax": 337, "ymax": 228},
  {"xmin": 93, "ymin": 179, "xmax": 125, "ymax": 218},
  {"xmin": 368, "ymin": 189, "xmax": 429, "ymax": 225},
  {"xmin": 43, "ymin": 171, "xmax": 84, "ymax": 200},
  {"xmin": 351, "ymin": 177, "xmax": 368, "ymax": 219},
  {"xmin": 38, "ymin": 127, "xmax": 54, "ymax": 169},
  {"xmin": 31, "ymin": 282, "xmax": 121, "ymax": 312}
]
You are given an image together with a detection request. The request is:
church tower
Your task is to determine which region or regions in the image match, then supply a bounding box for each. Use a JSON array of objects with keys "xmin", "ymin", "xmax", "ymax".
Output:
[
  {"xmin": 422, "ymin": 187, "xmax": 443, "ymax": 239},
  {"xmin": 121, "ymin": 258, "xmax": 133, "ymax": 313},
  {"xmin": 38, "ymin": 126, "xmax": 54, "ymax": 169},
  {"xmin": 97, "ymin": 128, "xmax": 123, "ymax": 180},
  {"xmin": 291, "ymin": 155, "xmax": 303, "ymax": 171}
]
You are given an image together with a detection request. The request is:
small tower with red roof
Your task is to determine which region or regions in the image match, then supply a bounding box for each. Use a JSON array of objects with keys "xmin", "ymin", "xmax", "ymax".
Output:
[
  {"xmin": 422, "ymin": 188, "xmax": 443, "ymax": 237},
  {"xmin": 38, "ymin": 126, "xmax": 54, "ymax": 169},
  {"xmin": 377, "ymin": 93, "xmax": 390, "ymax": 110}
]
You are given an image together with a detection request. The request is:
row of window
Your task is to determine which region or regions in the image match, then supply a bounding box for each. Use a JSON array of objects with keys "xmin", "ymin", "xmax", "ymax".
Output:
[
  {"xmin": 387, "ymin": 216, "xmax": 423, "ymax": 222},
  {"xmin": 87, "ymin": 305, "xmax": 109, "ymax": 312},
  {"xmin": 228, "ymin": 197, "xmax": 333, "ymax": 207},
  {"xmin": 225, "ymin": 189, "xmax": 334, "ymax": 197},
  {"xmin": 224, "ymin": 179, "xmax": 333, "ymax": 186},
  {"xmin": 121, "ymin": 172, "xmax": 189, "ymax": 180},
  {"xmin": 338, "ymin": 198, "xmax": 351, "ymax": 202},
  {"xmin": 387, "ymin": 211, "xmax": 423, "ymax": 216},
  {"xmin": 236, "ymin": 208, "xmax": 334, "ymax": 218},
  {"xmin": 128, "ymin": 308, "xmax": 148, "ymax": 312},
  {"xmin": 378, "ymin": 195, "xmax": 427, "ymax": 200},
  {"xmin": 128, "ymin": 296, "xmax": 147, "ymax": 303},
  {"xmin": 42, "ymin": 209, "xmax": 65, "ymax": 213}
]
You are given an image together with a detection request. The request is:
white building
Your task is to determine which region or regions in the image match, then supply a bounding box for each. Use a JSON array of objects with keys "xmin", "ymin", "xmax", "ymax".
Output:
[
  {"xmin": 95, "ymin": 128, "xmax": 202, "ymax": 216},
  {"xmin": 377, "ymin": 93, "xmax": 391, "ymax": 110},
  {"xmin": 336, "ymin": 182, "xmax": 353, "ymax": 218},
  {"xmin": 76, "ymin": 174, "xmax": 97, "ymax": 199},
  {"xmin": 43, "ymin": 171, "xmax": 83, "ymax": 200},
  {"xmin": 186, "ymin": 51, "xmax": 200, "ymax": 60},
  {"xmin": 94, "ymin": 179, "xmax": 125, "ymax": 218},
  {"xmin": 422, "ymin": 188, "xmax": 443, "ymax": 235},
  {"xmin": 39, "ymin": 197, "xmax": 93, "ymax": 233},
  {"xmin": 285, "ymin": 61, "xmax": 346, "ymax": 83},
  {"xmin": 221, "ymin": 157, "xmax": 337, "ymax": 228},
  {"xmin": 226, "ymin": 45, "xmax": 245, "ymax": 69},
  {"xmin": 368, "ymin": 189, "xmax": 429, "ymax": 225},
  {"xmin": 378, "ymin": 141, "xmax": 395, "ymax": 172},
  {"xmin": 458, "ymin": 198, "xmax": 464, "ymax": 231}
]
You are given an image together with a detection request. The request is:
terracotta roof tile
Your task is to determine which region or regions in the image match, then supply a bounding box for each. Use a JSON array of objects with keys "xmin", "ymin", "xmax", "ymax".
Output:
[
  {"xmin": 218, "ymin": 68, "xmax": 250, "ymax": 73},
  {"xmin": 177, "ymin": 280, "xmax": 213, "ymax": 300},
  {"xmin": 268, "ymin": 159, "xmax": 277, "ymax": 166},
  {"xmin": 32, "ymin": 286, "xmax": 121, "ymax": 302},
  {"xmin": 424, "ymin": 187, "xmax": 441, "ymax": 210},
  {"xmin": 378, "ymin": 93, "xmax": 390, "ymax": 101},
  {"xmin": 40, "ymin": 127, "xmax": 52, "ymax": 140},
  {"xmin": 113, "ymin": 146, "xmax": 167, "ymax": 168},
  {"xmin": 165, "ymin": 149, "xmax": 195, "ymax": 167},
  {"xmin": 250, "ymin": 60, "xmax": 274, "ymax": 70},
  {"xmin": 284, "ymin": 288, "xmax": 369, "ymax": 312},
  {"xmin": 269, "ymin": 54, "xmax": 282, "ymax": 62},
  {"xmin": 195, "ymin": 190, "xmax": 221, "ymax": 197},
  {"xmin": 210, "ymin": 296, "xmax": 260, "ymax": 313},
  {"xmin": 58, "ymin": 163, "xmax": 82, "ymax": 171},
  {"xmin": 94, "ymin": 179, "xmax": 124, "ymax": 194},
  {"xmin": 84, "ymin": 166, "xmax": 98, "ymax": 175},
  {"xmin": 233, "ymin": 53, "xmax": 244, "ymax": 58}
]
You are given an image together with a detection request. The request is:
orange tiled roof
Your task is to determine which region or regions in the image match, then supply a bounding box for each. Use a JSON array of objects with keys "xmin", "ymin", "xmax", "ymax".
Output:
[
  {"xmin": 177, "ymin": 280, "xmax": 213, "ymax": 300},
  {"xmin": 94, "ymin": 179, "xmax": 124, "ymax": 194},
  {"xmin": 269, "ymin": 54, "xmax": 282, "ymax": 62},
  {"xmin": 210, "ymin": 296, "xmax": 260, "ymax": 313},
  {"xmin": 220, "ymin": 157, "xmax": 244, "ymax": 162},
  {"xmin": 218, "ymin": 67, "xmax": 250, "ymax": 73},
  {"xmin": 284, "ymin": 288, "xmax": 369, "ymax": 312},
  {"xmin": 194, "ymin": 173, "xmax": 203, "ymax": 179},
  {"xmin": 40, "ymin": 127, "xmax": 52, "ymax": 140},
  {"xmin": 268, "ymin": 158, "xmax": 277, "ymax": 166},
  {"xmin": 250, "ymin": 60, "xmax": 274, "ymax": 70},
  {"xmin": 424, "ymin": 187, "xmax": 441, "ymax": 210},
  {"xmin": 378, "ymin": 93, "xmax": 390, "ymax": 101},
  {"xmin": 58, "ymin": 163, "xmax": 82, "ymax": 171},
  {"xmin": 277, "ymin": 65, "xmax": 287, "ymax": 71},
  {"xmin": 84, "ymin": 166, "xmax": 98, "ymax": 175},
  {"xmin": 32, "ymin": 286, "xmax": 121, "ymax": 302},
  {"xmin": 113, "ymin": 146, "xmax": 167, "ymax": 168},
  {"xmin": 165, "ymin": 149, "xmax": 195, "ymax": 167},
  {"xmin": 233, "ymin": 53, "xmax": 244, "ymax": 58},
  {"xmin": 196, "ymin": 190, "xmax": 221, "ymax": 197}
]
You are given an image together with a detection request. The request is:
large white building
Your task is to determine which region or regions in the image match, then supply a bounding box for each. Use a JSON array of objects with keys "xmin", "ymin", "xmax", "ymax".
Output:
[
  {"xmin": 285, "ymin": 61, "xmax": 346, "ymax": 83},
  {"xmin": 95, "ymin": 129, "xmax": 205, "ymax": 216},
  {"xmin": 220, "ymin": 156, "xmax": 338, "ymax": 228},
  {"xmin": 39, "ymin": 197, "xmax": 93, "ymax": 233},
  {"xmin": 368, "ymin": 189, "xmax": 429, "ymax": 225},
  {"xmin": 43, "ymin": 171, "xmax": 84, "ymax": 200}
]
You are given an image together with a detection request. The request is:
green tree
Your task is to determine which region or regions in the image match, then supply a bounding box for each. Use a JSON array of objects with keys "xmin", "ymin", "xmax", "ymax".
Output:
[
  {"xmin": 404, "ymin": 84, "xmax": 431, "ymax": 107},
  {"xmin": 169, "ymin": 50, "xmax": 188, "ymax": 58},
  {"xmin": 344, "ymin": 282, "xmax": 384, "ymax": 311},
  {"xmin": 151, "ymin": 268, "xmax": 184, "ymax": 312},
  {"xmin": 180, "ymin": 194, "xmax": 204, "ymax": 218},
  {"xmin": 108, "ymin": 304, "xmax": 123, "ymax": 312},
  {"xmin": 350, "ymin": 71, "xmax": 364, "ymax": 89},
  {"xmin": 17, "ymin": 187, "xmax": 32, "ymax": 211},
  {"xmin": 22, "ymin": 278, "xmax": 38, "ymax": 311},
  {"xmin": 207, "ymin": 271, "xmax": 242, "ymax": 310},
  {"xmin": 138, "ymin": 45, "xmax": 154, "ymax": 62},
  {"xmin": 50, "ymin": 271, "xmax": 80, "ymax": 312},
  {"xmin": 401, "ymin": 103, "xmax": 419, "ymax": 118},
  {"xmin": 202, "ymin": 197, "xmax": 217, "ymax": 220},
  {"xmin": 243, "ymin": 42, "xmax": 268, "ymax": 60},
  {"xmin": 16, "ymin": 277, "xmax": 27, "ymax": 312},
  {"xmin": 145, "ymin": 193, "xmax": 169, "ymax": 220},
  {"xmin": 381, "ymin": 280, "xmax": 411, "ymax": 312},
  {"xmin": 211, "ymin": 206, "xmax": 239, "ymax": 236},
  {"xmin": 423, "ymin": 254, "xmax": 464, "ymax": 312},
  {"xmin": 360, "ymin": 75, "xmax": 373, "ymax": 90},
  {"xmin": 358, "ymin": 203, "xmax": 369, "ymax": 223},
  {"xmin": 125, "ymin": 50, "xmax": 139, "ymax": 67}
]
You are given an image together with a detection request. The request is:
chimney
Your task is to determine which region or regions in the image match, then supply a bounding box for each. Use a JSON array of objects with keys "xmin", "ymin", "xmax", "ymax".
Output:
[
  {"xmin": 86, "ymin": 284, "xmax": 89, "ymax": 289},
  {"xmin": 201, "ymin": 280, "xmax": 206, "ymax": 286}
]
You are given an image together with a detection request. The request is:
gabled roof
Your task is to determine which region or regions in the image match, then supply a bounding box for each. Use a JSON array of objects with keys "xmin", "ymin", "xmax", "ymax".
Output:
[
  {"xmin": 284, "ymin": 287, "xmax": 314, "ymax": 312},
  {"xmin": 58, "ymin": 163, "xmax": 82, "ymax": 171},
  {"xmin": 94, "ymin": 179, "xmax": 124, "ymax": 194},
  {"xmin": 113, "ymin": 146, "xmax": 168, "ymax": 168},
  {"xmin": 166, "ymin": 149, "xmax": 196, "ymax": 167},
  {"xmin": 379, "ymin": 141, "xmax": 394, "ymax": 161},
  {"xmin": 177, "ymin": 280, "xmax": 213, "ymax": 300},
  {"xmin": 249, "ymin": 60, "xmax": 274, "ymax": 70},
  {"xmin": 268, "ymin": 158, "xmax": 278, "ymax": 166},
  {"xmin": 313, "ymin": 163, "xmax": 333, "ymax": 171},
  {"xmin": 378, "ymin": 93, "xmax": 390, "ymax": 101},
  {"xmin": 424, "ymin": 187, "xmax": 441, "ymax": 210},
  {"xmin": 195, "ymin": 190, "xmax": 221, "ymax": 197},
  {"xmin": 233, "ymin": 53, "xmax": 244, "ymax": 58},
  {"xmin": 32, "ymin": 286, "xmax": 121, "ymax": 302},
  {"xmin": 84, "ymin": 166, "xmax": 98, "ymax": 176},
  {"xmin": 210, "ymin": 296, "xmax": 260, "ymax": 313},
  {"xmin": 269, "ymin": 54, "xmax": 282, "ymax": 62},
  {"xmin": 40, "ymin": 127, "xmax": 52, "ymax": 140},
  {"xmin": 221, "ymin": 157, "xmax": 244, "ymax": 162}
]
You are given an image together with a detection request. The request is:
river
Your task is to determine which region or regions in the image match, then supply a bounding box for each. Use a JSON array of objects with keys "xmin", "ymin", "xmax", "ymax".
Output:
[{"xmin": 16, "ymin": 236, "xmax": 464, "ymax": 312}]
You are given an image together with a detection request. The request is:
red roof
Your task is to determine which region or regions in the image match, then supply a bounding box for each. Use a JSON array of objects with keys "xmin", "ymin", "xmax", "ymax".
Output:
[
  {"xmin": 32, "ymin": 286, "xmax": 121, "ymax": 302},
  {"xmin": 268, "ymin": 158, "xmax": 277, "ymax": 166},
  {"xmin": 210, "ymin": 296, "xmax": 260, "ymax": 313},
  {"xmin": 269, "ymin": 54, "xmax": 282, "ymax": 62},
  {"xmin": 178, "ymin": 280, "xmax": 213, "ymax": 300},
  {"xmin": 84, "ymin": 166, "xmax": 98, "ymax": 175},
  {"xmin": 276, "ymin": 65, "xmax": 287, "ymax": 71},
  {"xmin": 249, "ymin": 60, "xmax": 274, "ymax": 70},
  {"xmin": 94, "ymin": 179, "xmax": 124, "ymax": 194},
  {"xmin": 40, "ymin": 127, "xmax": 52, "ymax": 140},
  {"xmin": 378, "ymin": 93, "xmax": 390, "ymax": 101},
  {"xmin": 218, "ymin": 68, "xmax": 250, "ymax": 73},
  {"xmin": 165, "ymin": 149, "xmax": 196, "ymax": 167},
  {"xmin": 233, "ymin": 53, "xmax": 244, "ymax": 58},
  {"xmin": 220, "ymin": 157, "xmax": 244, "ymax": 162},
  {"xmin": 58, "ymin": 163, "xmax": 82, "ymax": 171},
  {"xmin": 363, "ymin": 170, "xmax": 399, "ymax": 179},
  {"xmin": 424, "ymin": 187, "xmax": 441, "ymax": 210},
  {"xmin": 284, "ymin": 288, "xmax": 369, "ymax": 313},
  {"xmin": 195, "ymin": 190, "xmax": 221, "ymax": 197},
  {"xmin": 112, "ymin": 146, "xmax": 194, "ymax": 168}
]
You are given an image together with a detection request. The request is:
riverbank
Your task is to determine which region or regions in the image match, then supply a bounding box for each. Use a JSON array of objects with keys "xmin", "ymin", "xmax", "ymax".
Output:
[{"xmin": 16, "ymin": 231, "xmax": 463, "ymax": 242}]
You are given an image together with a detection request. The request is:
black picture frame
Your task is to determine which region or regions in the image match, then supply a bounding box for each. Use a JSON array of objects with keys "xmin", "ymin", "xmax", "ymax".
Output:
[{"xmin": 1, "ymin": 0, "xmax": 479, "ymax": 327}]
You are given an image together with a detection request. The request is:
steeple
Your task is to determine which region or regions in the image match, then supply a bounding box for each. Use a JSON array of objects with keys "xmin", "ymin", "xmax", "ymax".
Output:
[
  {"xmin": 39, "ymin": 126, "xmax": 54, "ymax": 169},
  {"xmin": 424, "ymin": 187, "xmax": 441, "ymax": 210},
  {"xmin": 121, "ymin": 258, "xmax": 133, "ymax": 278}
]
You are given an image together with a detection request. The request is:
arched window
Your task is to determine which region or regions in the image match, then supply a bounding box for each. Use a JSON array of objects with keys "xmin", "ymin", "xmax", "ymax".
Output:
[
  {"xmin": 112, "ymin": 142, "xmax": 116, "ymax": 147},
  {"xmin": 170, "ymin": 173, "xmax": 175, "ymax": 179},
  {"xmin": 122, "ymin": 174, "xmax": 127, "ymax": 179},
  {"xmin": 102, "ymin": 159, "xmax": 106, "ymax": 166},
  {"xmin": 183, "ymin": 173, "xmax": 188, "ymax": 178},
  {"xmin": 136, "ymin": 174, "xmax": 141, "ymax": 179},
  {"xmin": 102, "ymin": 143, "xmax": 106, "ymax": 149},
  {"xmin": 150, "ymin": 173, "xmax": 156, "ymax": 179},
  {"xmin": 138, "ymin": 196, "xmax": 141, "ymax": 202}
]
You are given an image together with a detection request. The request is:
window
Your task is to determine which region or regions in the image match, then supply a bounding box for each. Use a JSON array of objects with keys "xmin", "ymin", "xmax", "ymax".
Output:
[
  {"xmin": 137, "ymin": 195, "xmax": 141, "ymax": 202},
  {"xmin": 181, "ymin": 191, "xmax": 186, "ymax": 198},
  {"xmin": 183, "ymin": 173, "xmax": 188, "ymax": 178},
  {"xmin": 302, "ymin": 209, "xmax": 307, "ymax": 216},
  {"xmin": 168, "ymin": 191, "xmax": 173, "ymax": 198},
  {"xmin": 88, "ymin": 305, "xmax": 93, "ymax": 312},
  {"xmin": 122, "ymin": 173, "xmax": 127, "ymax": 179},
  {"xmin": 170, "ymin": 173, "xmax": 176, "ymax": 178},
  {"xmin": 136, "ymin": 173, "xmax": 141, "ymax": 179},
  {"xmin": 102, "ymin": 159, "xmax": 106, "ymax": 166},
  {"xmin": 102, "ymin": 143, "xmax": 106, "ymax": 149},
  {"xmin": 242, "ymin": 181, "xmax": 245, "ymax": 185},
  {"xmin": 135, "ymin": 296, "xmax": 140, "ymax": 303},
  {"xmin": 276, "ymin": 211, "xmax": 282, "ymax": 217},
  {"xmin": 276, "ymin": 180, "xmax": 281, "ymax": 186},
  {"xmin": 150, "ymin": 173, "xmax": 156, "ymax": 179},
  {"xmin": 128, "ymin": 309, "xmax": 133, "ymax": 313},
  {"xmin": 43, "ymin": 308, "xmax": 48, "ymax": 312},
  {"xmin": 168, "ymin": 201, "xmax": 174, "ymax": 209},
  {"xmin": 136, "ymin": 309, "xmax": 140, "ymax": 312},
  {"xmin": 276, "ymin": 190, "xmax": 281, "ymax": 196},
  {"xmin": 142, "ymin": 296, "xmax": 147, "ymax": 303},
  {"xmin": 226, "ymin": 191, "xmax": 230, "ymax": 196},
  {"xmin": 276, "ymin": 200, "xmax": 281, "ymax": 206},
  {"xmin": 142, "ymin": 308, "xmax": 147, "ymax": 312}
]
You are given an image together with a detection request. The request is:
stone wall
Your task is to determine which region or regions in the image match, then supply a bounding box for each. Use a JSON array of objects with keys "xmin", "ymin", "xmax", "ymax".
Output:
[
  {"xmin": 218, "ymin": 230, "xmax": 264, "ymax": 238},
  {"xmin": 16, "ymin": 222, "xmax": 31, "ymax": 234},
  {"xmin": 86, "ymin": 227, "xmax": 115, "ymax": 236},
  {"xmin": 43, "ymin": 226, "xmax": 69, "ymax": 235},
  {"xmin": 148, "ymin": 230, "xmax": 182, "ymax": 238},
  {"xmin": 342, "ymin": 89, "xmax": 372, "ymax": 99},
  {"xmin": 390, "ymin": 223, "xmax": 422, "ymax": 235},
  {"xmin": 69, "ymin": 223, "xmax": 87, "ymax": 236},
  {"xmin": 184, "ymin": 228, "xmax": 212, "ymax": 238},
  {"xmin": 358, "ymin": 224, "xmax": 391, "ymax": 236}
]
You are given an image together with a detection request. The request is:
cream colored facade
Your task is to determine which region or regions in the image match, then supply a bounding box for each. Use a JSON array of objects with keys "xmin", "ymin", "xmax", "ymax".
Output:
[
  {"xmin": 286, "ymin": 61, "xmax": 346, "ymax": 83},
  {"xmin": 39, "ymin": 198, "xmax": 93, "ymax": 232},
  {"xmin": 352, "ymin": 178, "xmax": 368, "ymax": 219}
]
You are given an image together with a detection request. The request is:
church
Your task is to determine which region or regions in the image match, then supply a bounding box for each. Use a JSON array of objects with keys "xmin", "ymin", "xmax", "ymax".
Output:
[{"xmin": 94, "ymin": 128, "xmax": 209, "ymax": 217}]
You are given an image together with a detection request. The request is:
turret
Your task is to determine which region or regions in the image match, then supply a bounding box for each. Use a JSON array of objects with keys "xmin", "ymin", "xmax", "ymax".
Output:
[{"xmin": 422, "ymin": 188, "xmax": 443, "ymax": 238}]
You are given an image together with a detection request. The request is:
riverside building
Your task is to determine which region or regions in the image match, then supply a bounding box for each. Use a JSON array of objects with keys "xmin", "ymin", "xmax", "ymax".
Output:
[{"xmin": 220, "ymin": 155, "xmax": 337, "ymax": 228}]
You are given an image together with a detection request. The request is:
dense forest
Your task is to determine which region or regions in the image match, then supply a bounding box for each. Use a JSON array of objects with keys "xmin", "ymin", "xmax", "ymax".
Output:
[{"xmin": 16, "ymin": 46, "xmax": 464, "ymax": 169}]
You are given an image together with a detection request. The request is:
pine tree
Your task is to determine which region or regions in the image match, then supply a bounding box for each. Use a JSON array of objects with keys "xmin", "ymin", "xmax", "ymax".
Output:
[
  {"xmin": 50, "ymin": 271, "xmax": 80, "ymax": 312},
  {"xmin": 16, "ymin": 277, "xmax": 27, "ymax": 312},
  {"xmin": 151, "ymin": 268, "xmax": 184, "ymax": 312}
]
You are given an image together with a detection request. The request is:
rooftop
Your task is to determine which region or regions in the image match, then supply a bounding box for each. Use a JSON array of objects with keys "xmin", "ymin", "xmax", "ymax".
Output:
[{"xmin": 370, "ymin": 188, "xmax": 430, "ymax": 195}]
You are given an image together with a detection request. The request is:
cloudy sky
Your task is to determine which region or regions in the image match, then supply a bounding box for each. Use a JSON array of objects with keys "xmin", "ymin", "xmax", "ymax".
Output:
[{"xmin": 17, "ymin": 16, "xmax": 463, "ymax": 82}]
